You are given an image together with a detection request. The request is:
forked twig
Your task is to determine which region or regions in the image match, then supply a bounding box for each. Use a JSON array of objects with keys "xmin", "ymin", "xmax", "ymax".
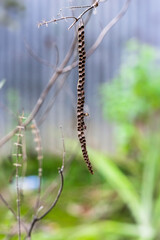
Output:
[
  {"xmin": 68, "ymin": 0, "xmax": 99, "ymax": 29},
  {"xmin": 38, "ymin": 16, "xmax": 77, "ymax": 28},
  {"xmin": 62, "ymin": 0, "xmax": 131, "ymax": 73},
  {"xmin": 25, "ymin": 41, "xmax": 59, "ymax": 69},
  {"xmin": 26, "ymin": 126, "xmax": 65, "ymax": 239},
  {"xmin": 26, "ymin": 162, "xmax": 64, "ymax": 239},
  {"xmin": 37, "ymin": 71, "xmax": 71, "ymax": 126},
  {"xmin": 38, "ymin": 0, "xmax": 100, "ymax": 30}
]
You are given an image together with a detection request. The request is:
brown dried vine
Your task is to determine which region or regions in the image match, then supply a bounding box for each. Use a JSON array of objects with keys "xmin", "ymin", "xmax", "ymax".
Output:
[{"xmin": 77, "ymin": 21, "xmax": 93, "ymax": 175}]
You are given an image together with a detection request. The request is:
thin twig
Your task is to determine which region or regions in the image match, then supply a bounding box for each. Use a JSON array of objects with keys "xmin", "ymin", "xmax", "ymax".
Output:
[
  {"xmin": 24, "ymin": 40, "xmax": 59, "ymax": 69},
  {"xmin": 14, "ymin": 115, "xmax": 26, "ymax": 240},
  {"xmin": 31, "ymin": 120, "xmax": 43, "ymax": 214},
  {"xmin": 38, "ymin": 16, "xmax": 77, "ymax": 28},
  {"xmin": 60, "ymin": 126, "xmax": 65, "ymax": 169},
  {"xmin": 0, "ymin": 193, "xmax": 17, "ymax": 217},
  {"xmin": 37, "ymin": 72, "xmax": 70, "ymax": 126},
  {"xmin": 68, "ymin": 5, "xmax": 92, "ymax": 9},
  {"xmin": 68, "ymin": 0, "xmax": 99, "ymax": 29},
  {"xmin": 38, "ymin": 1, "xmax": 99, "ymax": 30},
  {"xmin": 0, "ymin": 193, "xmax": 29, "ymax": 234},
  {"xmin": 20, "ymin": 116, "xmax": 27, "ymax": 198},
  {"xmin": 87, "ymin": 0, "xmax": 131, "ymax": 57},
  {"xmin": 26, "ymin": 167, "xmax": 64, "ymax": 238}
]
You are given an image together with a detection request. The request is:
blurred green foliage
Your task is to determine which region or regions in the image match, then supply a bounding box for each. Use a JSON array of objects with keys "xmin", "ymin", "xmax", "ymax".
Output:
[
  {"xmin": 101, "ymin": 40, "xmax": 160, "ymax": 156},
  {"xmin": 98, "ymin": 40, "xmax": 160, "ymax": 239},
  {"xmin": 0, "ymin": 0, "xmax": 25, "ymax": 28}
]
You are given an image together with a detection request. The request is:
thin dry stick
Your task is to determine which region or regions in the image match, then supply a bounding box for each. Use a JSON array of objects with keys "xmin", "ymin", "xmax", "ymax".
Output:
[
  {"xmin": 20, "ymin": 117, "xmax": 27, "ymax": 197},
  {"xmin": 41, "ymin": 144, "xmax": 78, "ymax": 202},
  {"xmin": 38, "ymin": 0, "xmax": 99, "ymax": 30},
  {"xmin": 60, "ymin": 126, "xmax": 65, "ymax": 169},
  {"xmin": 87, "ymin": 0, "xmax": 131, "ymax": 57},
  {"xmin": 0, "ymin": 194, "xmax": 28, "ymax": 233},
  {"xmin": 0, "ymin": 0, "xmax": 131, "ymax": 148},
  {"xmin": 68, "ymin": 0, "xmax": 99, "ymax": 29},
  {"xmin": 31, "ymin": 120, "xmax": 43, "ymax": 213},
  {"xmin": 13, "ymin": 115, "xmax": 26, "ymax": 240},
  {"xmin": 38, "ymin": 16, "xmax": 77, "ymax": 28},
  {"xmin": 37, "ymin": 71, "xmax": 71, "ymax": 126},
  {"xmin": 0, "ymin": 193, "xmax": 17, "ymax": 217},
  {"xmin": 0, "ymin": 102, "xmax": 18, "ymax": 119},
  {"xmin": 24, "ymin": 40, "xmax": 59, "ymax": 69},
  {"xmin": 26, "ymin": 165, "xmax": 64, "ymax": 239}
]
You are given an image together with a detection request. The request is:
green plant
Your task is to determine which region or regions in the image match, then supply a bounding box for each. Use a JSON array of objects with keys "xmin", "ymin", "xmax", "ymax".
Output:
[
  {"xmin": 97, "ymin": 41, "xmax": 160, "ymax": 239},
  {"xmin": 101, "ymin": 40, "xmax": 160, "ymax": 155}
]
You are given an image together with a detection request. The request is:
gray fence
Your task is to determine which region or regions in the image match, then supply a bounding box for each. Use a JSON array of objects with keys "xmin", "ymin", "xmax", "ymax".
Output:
[{"xmin": 0, "ymin": 0, "xmax": 159, "ymax": 154}]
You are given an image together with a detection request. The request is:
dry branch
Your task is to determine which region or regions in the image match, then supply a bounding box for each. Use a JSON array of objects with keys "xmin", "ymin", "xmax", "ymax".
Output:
[{"xmin": 0, "ymin": 0, "xmax": 131, "ymax": 151}]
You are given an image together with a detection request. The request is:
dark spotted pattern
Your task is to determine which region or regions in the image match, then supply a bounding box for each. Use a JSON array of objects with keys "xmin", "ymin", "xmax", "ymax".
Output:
[{"xmin": 77, "ymin": 21, "xmax": 93, "ymax": 175}]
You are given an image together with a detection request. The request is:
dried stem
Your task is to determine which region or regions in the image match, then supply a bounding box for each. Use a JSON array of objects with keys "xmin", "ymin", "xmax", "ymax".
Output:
[
  {"xmin": 87, "ymin": 0, "xmax": 131, "ymax": 57},
  {"xmin": 38, "ymin": 1, "xmax": 100, "ymax": 30},
  {"xmin": 20, "ymin": 118, "xmax": 27, "ymax": 197},
  {"xmin": 13, "ymin": 115, "xmax": 26, "ymax": 240},
  {"xmin": 37, "ymin": 71, "xmax": 71, "ymax": 126},
  {"xmin": 68, "ymin": 0, "xmax": 99, "ymax": 29},
  {"xmin": 31, "ymin": 120, "xmax": 43, "ymax": 213},
  {"xmin": 0, "ymin": 193, "xmax": 28, "ymax": 234},
  {"xmin": 60, "ymin": 126, "xmax": 65, "ymax": 169},
  {"xmin": 26, "ymin": 166, "xmax": 64, "ymax": 239},
  {"xmin": 0, "ymin": 193, "xmax": 16, "ymax": 218},
  {"xmin": 25, "ymin": 40, "xmax": 59, "ymax": 69},
  {"xmin": 38, "ymin": 16, "xmax": 77, "ymax": 28},
  {"xmin": 26, "ymin": 126, "xmax": 65, "ymax": 238}
]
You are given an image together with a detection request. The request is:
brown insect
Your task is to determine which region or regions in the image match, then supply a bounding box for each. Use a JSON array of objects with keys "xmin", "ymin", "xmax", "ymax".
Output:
[{"xmin": 77, "ymin": 20, "xmax": 94, "ymax": 174}]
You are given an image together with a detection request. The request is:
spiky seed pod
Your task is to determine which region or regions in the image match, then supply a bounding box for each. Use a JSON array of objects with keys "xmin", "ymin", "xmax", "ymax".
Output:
[{"xmin": 77, "ymin": 21, "xmax": 93, "ymax": 175}]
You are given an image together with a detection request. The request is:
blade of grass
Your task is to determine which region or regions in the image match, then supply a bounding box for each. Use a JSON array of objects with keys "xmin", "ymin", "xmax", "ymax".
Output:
[
  {"xmin": 88, "ymin": 148, "xmax": 141, "ymax": 223},
  {"xmin": 141, "ymin": 148, "xmax": 159, "ymax": 225},
  {"xmin": 33, "ymin": 221, "xmax": 140, "ymax": 240},
  {"xmin": 141, "ymin": 139, "xmax": 160, "ymax": 227},
  {"xmin": 150, "ymin": 143, "xmax": 160, "ymax": 227}
]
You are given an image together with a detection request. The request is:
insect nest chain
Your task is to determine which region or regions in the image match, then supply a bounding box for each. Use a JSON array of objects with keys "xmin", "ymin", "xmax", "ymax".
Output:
[{"xmin": 77, "ymin": 20, "xmax": 94, "ymax": 175}]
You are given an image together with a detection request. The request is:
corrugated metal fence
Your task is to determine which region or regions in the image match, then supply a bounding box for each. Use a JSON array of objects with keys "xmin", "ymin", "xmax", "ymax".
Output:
[{"xmin": 0, "ymin": 0, "xmax": 160, "ymax": 154}]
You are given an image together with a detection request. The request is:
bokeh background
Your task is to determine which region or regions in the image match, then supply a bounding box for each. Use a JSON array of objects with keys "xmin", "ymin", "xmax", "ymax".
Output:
[{"xmin": 0, "ymin": 0, "xmax": 160, "ymax": 239}]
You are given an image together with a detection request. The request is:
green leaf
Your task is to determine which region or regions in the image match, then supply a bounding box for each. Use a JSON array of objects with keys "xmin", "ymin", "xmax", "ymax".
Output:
[
  {"xmin": 33, "ymin": 221, "xmax": 140, "ymax": 240},
  {"xmin": 88, "ymin": 149, "xmax": 141, "ymax": 223},
  {"xmin": 0, "ymin": 79, "xmax": 6, "ymax": 89},
  {"xmin": 141, "ymin": 143, "xmax": 160, "ymax": 226}
]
